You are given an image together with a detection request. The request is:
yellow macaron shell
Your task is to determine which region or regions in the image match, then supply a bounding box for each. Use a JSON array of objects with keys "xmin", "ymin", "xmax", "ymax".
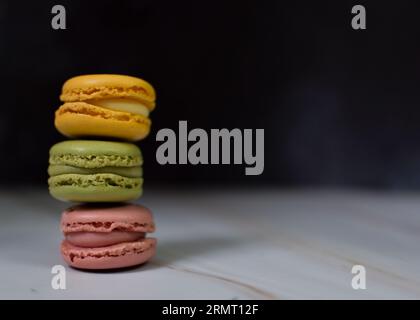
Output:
[
  {"xmin": 60, "ymin": 74, "xmax": 156, "ymax": 110},
  {"xmin": 55, "ymin": 102, "xmax": 151, "ymax": 141}
]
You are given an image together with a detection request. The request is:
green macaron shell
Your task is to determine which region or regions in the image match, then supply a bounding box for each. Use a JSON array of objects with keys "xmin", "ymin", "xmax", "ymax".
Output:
[
  {"xmin": 49, "ymin": 140, "xmax": 142, "ymax": 168},
  {"xmin": 48, "ymin": 174, "xmax": 143, "ymax": 202},
  {"xmin": 48, "ymin": 164, "xmax": 143, "ymax": 178}
]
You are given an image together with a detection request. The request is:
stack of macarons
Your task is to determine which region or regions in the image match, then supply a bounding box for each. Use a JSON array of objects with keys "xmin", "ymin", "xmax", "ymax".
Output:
[{"xmin": 48, "ymin": 74, "xmax": 157, "ymax": 270}]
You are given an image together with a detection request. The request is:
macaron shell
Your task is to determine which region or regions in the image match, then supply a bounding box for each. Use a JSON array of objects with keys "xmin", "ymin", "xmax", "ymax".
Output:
[
  {"xmin": 60, "ymin": 74, "xmax": 156, "ymax": 109},
  {"xmin": 49, "ymin": 174, "xmax": 143, "ymax": 202},
  {"xmin": 61, "ymin": 238, "xmax": 157, "ymax": 270},
  {"xmin": 55, "ymin": 102, "xmax": 151, "ymax": 141},
  {"xmin": 61, "ymin": 204, "xmax": 155, "ymax": 233},
  {"xmin": 49, "ymin": 184, "xmax": 142, "ymax": 203},
  {"xmin": 66, "ymin": 231, "xmax": 145, "ymax": 247}
]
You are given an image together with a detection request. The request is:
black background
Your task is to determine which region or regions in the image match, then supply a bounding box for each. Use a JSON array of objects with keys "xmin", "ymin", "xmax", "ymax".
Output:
[{"xmin": 1, "ymin": 0, "xmax": 420, "ymax": 188}]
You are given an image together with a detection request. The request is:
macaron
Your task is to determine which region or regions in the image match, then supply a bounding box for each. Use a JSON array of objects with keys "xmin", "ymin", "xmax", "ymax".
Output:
[
  {"xmin": 48, "ymin": 140, "xmax": 143, "ymax": 202},
  {"xmin": 60, "ymin": 204, "xmax": 156, "ymax": 269},
  {"xmin": 55, "ymin": 74, "xmax": 156, "ymax": 141}
]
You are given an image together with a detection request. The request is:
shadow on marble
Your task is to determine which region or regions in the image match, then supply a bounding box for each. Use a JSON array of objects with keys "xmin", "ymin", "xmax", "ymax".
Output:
[
  {"xmin": 69, "ymin": 260, "xmax": 158, "ymax": 274},
  {"xmin": 155, "ymin": 236, "xmax": 249, "ymax": 264}
]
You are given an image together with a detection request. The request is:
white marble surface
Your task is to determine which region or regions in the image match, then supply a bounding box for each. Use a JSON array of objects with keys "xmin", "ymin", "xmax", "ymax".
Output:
[{"xmin": 0, "ymin": 187, "xmax": 419, "ymax": 299}]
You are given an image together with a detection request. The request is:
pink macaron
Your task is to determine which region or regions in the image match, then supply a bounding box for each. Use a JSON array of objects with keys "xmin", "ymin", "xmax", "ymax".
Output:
[{"xmin": 60, "ymin": 204, "xmax": 156, "ymax": 270}]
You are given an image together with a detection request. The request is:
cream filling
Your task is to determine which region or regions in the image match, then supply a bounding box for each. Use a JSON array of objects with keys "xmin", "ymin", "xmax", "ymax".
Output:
[
  {"xmin": 87, "ymin": 98, "xmax": 150, "ymax": 117},
  {"xmin": 65, "ymin": 231, "xmax": 145, "ymax": 248}
]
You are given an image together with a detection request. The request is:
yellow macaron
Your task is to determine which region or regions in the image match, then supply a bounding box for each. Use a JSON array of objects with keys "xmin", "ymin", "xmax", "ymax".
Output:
[{"xmin": 55, "ymin": 74, "xmax": 156, "ymax": 141}]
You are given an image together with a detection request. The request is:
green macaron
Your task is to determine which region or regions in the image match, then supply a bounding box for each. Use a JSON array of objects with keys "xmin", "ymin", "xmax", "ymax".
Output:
[{"xmin": 48, "ymin": 140, "xmax": 143, "ymax": 202}]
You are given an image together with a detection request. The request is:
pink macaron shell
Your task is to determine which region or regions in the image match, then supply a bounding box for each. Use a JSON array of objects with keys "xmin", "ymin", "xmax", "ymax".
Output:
[
  {"xmin": 61, "ymin": 204, "xmax": 155, "ymax": 234},
  {"xmin": 65, "ymin": 231, "xmax": 145, "ymax": 247},
  {"xmin": 61, "ymin": 238, "xmax": 157, "ymax": 270}
]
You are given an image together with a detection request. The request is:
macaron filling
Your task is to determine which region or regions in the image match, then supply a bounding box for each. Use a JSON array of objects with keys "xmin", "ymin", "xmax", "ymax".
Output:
[
  {"xmin": 87, "ymin": 98, "xmax": 150, "ymax": 117},
  {"xmin": 48, "ymin": 164, "xmax": 143, "ymax": 178},
  {"xmin": 65, "ymin": 231, "xmax": 145, "ymax": 247}
]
